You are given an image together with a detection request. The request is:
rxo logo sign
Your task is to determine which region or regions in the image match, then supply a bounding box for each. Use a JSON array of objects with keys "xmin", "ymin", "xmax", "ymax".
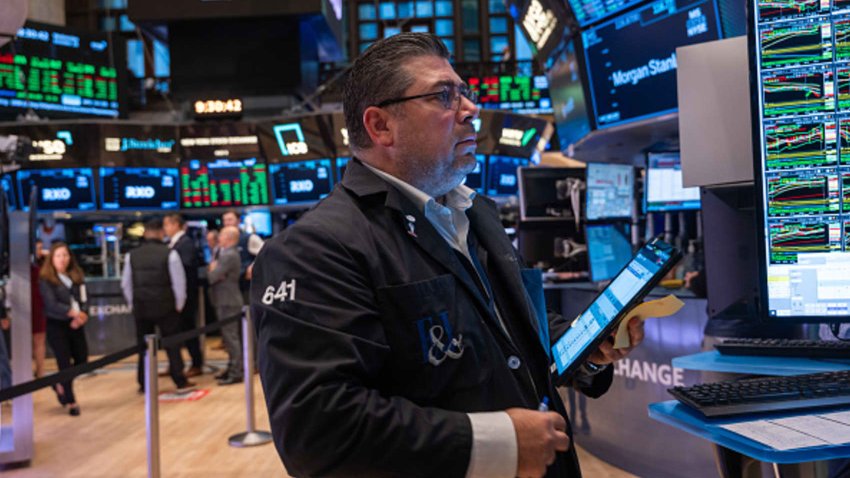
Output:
[
  {"xmin": 290, "ymin": 179, "xmax": 314, "ymax": 193},
  {"xmin": 43, "ymin": 188, "xmax": 71, "ymax": 201},
  {"xmin": 125, "ymin": 185, "xmax": 155, "ymax": 199}
]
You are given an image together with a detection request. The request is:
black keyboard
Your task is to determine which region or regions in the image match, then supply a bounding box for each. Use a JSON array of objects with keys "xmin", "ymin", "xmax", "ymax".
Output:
[
  {"xmin": 715, "ymin": 338, "xmax": 850, "ymax": 359},
  {"xmin": 668, "ymin": 370, "xmax": 850, "ymax": 417}
]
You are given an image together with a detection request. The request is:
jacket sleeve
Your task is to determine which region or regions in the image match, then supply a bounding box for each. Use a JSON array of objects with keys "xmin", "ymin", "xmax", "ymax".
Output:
[
  {"xmin": 207, "ymin": 252, "xmax": 235, "ymax": 284},
  {"xmin": 39, "ymin": 279, "xmax": 71, "ymax": 320},
  {"xmin": 252, "ymin": 222, "xmax": 472, "ymax": 478}
]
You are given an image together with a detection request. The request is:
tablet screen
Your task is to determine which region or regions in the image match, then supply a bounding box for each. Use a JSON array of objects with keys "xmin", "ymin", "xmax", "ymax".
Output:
[{"xmin": 551, "ymin": 240, "xmax": 675, "ymax": 375}]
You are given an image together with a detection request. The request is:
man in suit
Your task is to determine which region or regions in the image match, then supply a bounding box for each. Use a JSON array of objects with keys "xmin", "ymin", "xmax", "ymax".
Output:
[
  {"xmin": 252, "ymin": 33, "xmax": 644, "ymax": 478},
  {"xmin": 208, "ymin": 226, "xmax": 244, "ymax": 385},
  {"xmin": 122, "ymin": 219, "xmax": 194, "ymax": 393},
  {"xmin": 163, "ymin": 213, "xmax": 203, "ymax": 377}
]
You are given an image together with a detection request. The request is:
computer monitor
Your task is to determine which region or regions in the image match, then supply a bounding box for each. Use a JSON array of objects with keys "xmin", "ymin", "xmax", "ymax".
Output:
[
  {"xmin": 644, "ymin": 152, "xmax": 702, "ymax": 212},
  {"xmin": 548, "ymin": 39, "xmax": 592, "ymax": 151},
  {"xmin": 17, "ymin": 168, "xmax": 96, "ymax": 211},
  {"xmin": 269, "ymin": 159, "xmax": 333, "ymax": 205},
  {"xmin": 750, "ymin": 0, "xmax": 849, "ymax": 321},
  {"xmin": 518, "ymin": 167, "xmax": 585, "ymax": 221},
  {"xmin": 486, "ymin": 156, "xmax": 529, "ymax": 196},
  {"xmin": 243, "ymin": 210, "xmax": 273, "ymax": 237},
  {"xmin": 585, "ymin": 162, "xmax": 634, "ymax": 220},
  {"xmin": 586, "ymin": 222, "xmax": 633, "ymax": 282},
  {"xmin": 179, "ymin": 158, "xmax": 269, "ymax": 208},
  {"xmin": 582, "ymin": 0, "xmax": 722, "ymax": 128},
  {"xmin": 99, "ymin": 167, "xmax": 179, "ymax": 210},
  {"xmin": 467, "ymin": 75, "xmax": 553, "ymax": 115},
  {"xmin": 464, "ymin": 155, "xmax": 486, "ymax": 193},
  {"xmin": 0, "ymin": 22, "xmax": 126, "ymax": 119}
]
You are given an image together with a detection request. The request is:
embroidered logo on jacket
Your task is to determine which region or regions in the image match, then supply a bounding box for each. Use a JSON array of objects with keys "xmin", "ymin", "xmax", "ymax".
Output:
[{"xmin": 416, "ymin": 311, "xmax": 464, "ymax": 366}]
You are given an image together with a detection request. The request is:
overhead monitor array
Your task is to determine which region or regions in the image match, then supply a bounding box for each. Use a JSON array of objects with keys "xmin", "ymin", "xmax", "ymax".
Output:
[
  {"xmin": 0, "ymin": 22, "xmax": 126, "ymax": 119},
  {"xmin": 751, "ymin": 0, "xmax": 850, "ymax": 320}
]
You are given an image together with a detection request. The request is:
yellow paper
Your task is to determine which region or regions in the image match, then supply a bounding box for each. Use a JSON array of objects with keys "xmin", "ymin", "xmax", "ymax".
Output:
[{"xmin": 613, "ymin": 294, "xmax": 685, "ymax": 349}]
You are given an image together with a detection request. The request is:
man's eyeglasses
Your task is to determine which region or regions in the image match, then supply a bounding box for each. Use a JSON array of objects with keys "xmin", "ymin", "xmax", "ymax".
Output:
[{"xmin": 375, "ymin": 84, "xmax": 479, "ymax": 112}]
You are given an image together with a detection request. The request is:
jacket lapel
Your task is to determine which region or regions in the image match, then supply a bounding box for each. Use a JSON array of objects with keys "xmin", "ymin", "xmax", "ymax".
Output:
[{"xmin": 467, "ymin": 197, "xmax": 545, "ymax": 352}]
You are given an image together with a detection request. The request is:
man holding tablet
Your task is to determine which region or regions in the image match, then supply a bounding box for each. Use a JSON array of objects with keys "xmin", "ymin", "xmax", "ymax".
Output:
[{"xmin": 253, "ymin": 33, "xmax": 670, "ymax": 478}]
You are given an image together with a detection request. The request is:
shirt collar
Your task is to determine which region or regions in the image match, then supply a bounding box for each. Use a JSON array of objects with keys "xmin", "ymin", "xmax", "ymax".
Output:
[
  {"xmin": 168, "ymin": 230, "xmax": 185, "ymax": 248},
  {"xmin": 361, "ymin": 162, "xmax": 476, "ymax": 215}
]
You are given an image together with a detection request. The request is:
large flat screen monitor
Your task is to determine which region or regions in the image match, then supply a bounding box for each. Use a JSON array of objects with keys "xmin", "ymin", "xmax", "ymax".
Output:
[
  {"xmin": 567, "ymin": 0, "xmax": 645, "ymax": 28},
  {"xmin": 17, "ymin": 168, "xmax": 96, "ymax": 211},
  {"xmin": 243, "ymin": 210, "xmax": 273, "ymax": 237},
  {"xmin": 586, "ymin": 162, "xmax": 634, "ymax": 220},
  {"xmin": 180, "ymin": 158, "xmax": 269, "ymax": 208},
  {"xmin": 587, "ymin": 222, "xmax": 633, "ymax": 282},
  {"xmin": 0, "ymin": 22, "xmax": 126, "ymax": 119},
  {"xmin": 486, "ymin": 156, "xmax": 529, "ymax": 196},
  {"xmin": 269, "ymin": 159, "xmax": 333, "ymax": 205},
  {"xmin": 467, "ymin": 75, "xmax": 553, "ymax": 115},
  {"xmin": 99, "ymin": 167, "xmax": 179, "ymax": 210},
  {"xmin": 549, "ymin": 39, "xmax": 592, "ymax": 150},
  {"xmin": 750, "ymin": 0, "xmax": 850, "ymax": 321},
  {"xmin": 644, "ymin": 151, "xmax": 701, "ymax": 212},
  {"xmin": 582, "ymin": 0, "xmax": 721, "ymax": 129}
]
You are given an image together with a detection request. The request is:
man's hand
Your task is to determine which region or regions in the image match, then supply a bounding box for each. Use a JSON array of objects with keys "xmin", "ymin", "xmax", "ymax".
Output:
[
  {"xmin": 245, "ymin": 263, "xmax": 254, "ymax": 280},
  {"xmin": 505, "ymin": 408, "xmax": 570, "ymax": 478},
  {"xmin": 587, "ymin": 317, "xmax": 645, "ymax": 366},
  {"xmin": 209, "ymin": 260, "xmax": 218, "ymax": 272},
  {"xmin": 0, "ymin": 317, "xmax": 9, "ymax": 330}
]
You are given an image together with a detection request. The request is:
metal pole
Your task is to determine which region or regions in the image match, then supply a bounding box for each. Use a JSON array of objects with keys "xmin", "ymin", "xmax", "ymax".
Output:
[
  {"xmin": 145, "ymin": 334, "xmax": 161, "ymax": 478},
  {"xmin": 228, "ymin": 309, "xmax": 272, "ymax": 447}
]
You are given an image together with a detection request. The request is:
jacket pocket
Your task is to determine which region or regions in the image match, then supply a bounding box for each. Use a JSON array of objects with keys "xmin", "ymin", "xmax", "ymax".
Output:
[{"xmin": 376, "ymin": 274, "xmax": 490, "ymax": 401}]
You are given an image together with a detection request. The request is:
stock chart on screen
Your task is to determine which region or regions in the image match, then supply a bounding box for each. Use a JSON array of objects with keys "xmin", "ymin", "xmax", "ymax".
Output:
[
  {"xmin": 180, "ymin": 158, "xmax": 268, "ymax": 208},
  {"xmin": 754, "ymin": 0, "xmax": 850, "ymax": 318}
]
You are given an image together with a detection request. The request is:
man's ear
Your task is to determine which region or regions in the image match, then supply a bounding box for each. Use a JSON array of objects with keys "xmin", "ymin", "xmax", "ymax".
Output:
[{"xmin": 362, "ymin": 106, "xmax": 395, "ymax": 147}]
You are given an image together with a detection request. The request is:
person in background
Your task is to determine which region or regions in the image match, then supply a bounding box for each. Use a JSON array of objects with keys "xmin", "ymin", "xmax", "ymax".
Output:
[
  {"xmin": 31, "ymin": 240, "xmax": 47, "ymax": 378},
  {"xmin": 207, "ymin": 226, "xmax": 244, "ymax": 385},
  {"xmin": 221, "ymin": 210, "xmax": 264, "ymax": 300},
  {"xmin": 163, "ymin": 213, "xmax": 203, "ymax": 378},
  {"xmin": 122, "ymin": 219, "xmax": 194, "ymax": 393},
  {"xmin": 37, "ymin": 217, "xmax": 65, "ymax": 248},
  {"xmin": 39, "ymin": 242, "xmax": 88, "ymax": 416},
  {"xmin": 206, "ymin": 229, "xmax": 220, "ymax": 263}
]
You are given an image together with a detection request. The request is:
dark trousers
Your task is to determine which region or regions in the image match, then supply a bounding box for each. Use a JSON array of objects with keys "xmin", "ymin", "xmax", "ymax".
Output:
[
  {"xmin": 46, "ymin": 319, "xmax": 88, "ymax": 404},
  {"xmin": 180, "ymin": 300, "xmax": 203, "ymax": 369},
  {"xmin": 135, "ymin": 313, "xmax": 187, "ymax": 389}
]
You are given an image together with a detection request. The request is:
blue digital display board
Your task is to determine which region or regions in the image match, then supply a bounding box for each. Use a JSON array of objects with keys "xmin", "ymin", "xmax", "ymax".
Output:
[
  {"xmin": 336, "ymin": 157, "xmax": 349, "ymax": 182},
  {"xmin": 486, "ymin": 156, "xmax": 529, "ymax": 196},
  {"xmin": 464, "ymin": 155, "xmax": 486, "ymax": 192},
  {"xmin": 1, "ymin": 175, "xmax": 15, "ymax": 210},
  {"xmin": 99, "ymin": 167, "xmax": 179, "ymax": 210},
  {"xmin": 17, "ymin": 168, "xmax": 96, "ymax": 211},
  {"xmin": 269, "ymin": 159, "xmax": 334, "ymax": 205},
  {"xmin": 582, "ymin": 0, "xmax": 722, "ymax": 129}
]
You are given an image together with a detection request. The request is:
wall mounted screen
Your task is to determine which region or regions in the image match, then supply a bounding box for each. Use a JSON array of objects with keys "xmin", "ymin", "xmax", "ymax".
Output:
[
  {"xmin": 17, "ymin": 168, "xmax": 96, "ymax": 211},
  {"xmin": 180, "ymin": 158, "xmax": 268, "ymax": 208},
  {"xmin": 99, "ymin": 167, "xmax": 179, "ymax": 210}
]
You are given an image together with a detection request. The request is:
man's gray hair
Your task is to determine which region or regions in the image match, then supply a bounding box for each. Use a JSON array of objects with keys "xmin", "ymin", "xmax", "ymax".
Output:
[{"xmin": 343, "ymin": 32, "xmax": 450, "ymax": 151}]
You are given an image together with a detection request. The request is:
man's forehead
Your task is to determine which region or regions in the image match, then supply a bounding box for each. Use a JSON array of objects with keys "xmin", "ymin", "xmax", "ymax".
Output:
[{"xmin": 402, "ymin": 56, "xmax": 462, "ymax": 86}]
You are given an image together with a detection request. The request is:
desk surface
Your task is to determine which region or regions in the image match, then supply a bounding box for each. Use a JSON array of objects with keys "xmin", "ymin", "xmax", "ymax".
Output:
[
  {"xmin": 649, "ymin": 400, "xmax": 850, "ymax": 463},
  {"xmin": 672, "ymin": 350, "xmax": 850, "ymax": 376}
]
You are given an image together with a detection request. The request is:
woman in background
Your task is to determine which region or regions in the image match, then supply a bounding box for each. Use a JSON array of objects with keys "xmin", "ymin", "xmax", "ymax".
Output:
[{"xmin": 39, "ymin": 242, "xmax": 88, "ymax": 416}]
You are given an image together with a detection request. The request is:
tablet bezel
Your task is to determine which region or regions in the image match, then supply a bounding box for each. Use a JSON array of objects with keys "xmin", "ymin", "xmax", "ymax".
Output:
[{"xmin": 550, "ymin": 238, "xmax": 682, "ymax": 378}]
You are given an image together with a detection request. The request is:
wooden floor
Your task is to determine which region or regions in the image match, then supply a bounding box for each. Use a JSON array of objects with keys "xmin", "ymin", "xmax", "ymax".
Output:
[{"xmin": 1, "ymin": 344, "xmax": 635, "ymax": 478}]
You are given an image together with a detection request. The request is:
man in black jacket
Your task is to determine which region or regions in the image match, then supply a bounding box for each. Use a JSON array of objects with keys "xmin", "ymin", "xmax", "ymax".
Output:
[
  {"xmin": 252, "ymin": 33, "xmax": 644, "ymax": 478},
  {"xmin": 122, "ymin": 218, "xmax": 194, "ymax": 392},
  {"xmin": 164, "ymin": 213, "xmax": 203, "ymax": 377}
]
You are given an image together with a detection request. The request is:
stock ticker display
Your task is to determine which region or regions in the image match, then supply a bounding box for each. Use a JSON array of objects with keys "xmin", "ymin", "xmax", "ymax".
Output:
[
  {"xmin": 180, "ymin": 158, "xmax": 269, "ymax": 208},
  {"xmin": 754, "ymin": 0, "xmax": 850, "ymax": 316},
  {"xmin": 582, "ymin": 0, "xmax": 721, "ymax": 128},
  {"xmin": 0, "ymin": 24, "xmax": 123, "ymax": 118},
  {"xmin": 467, "ymin": 75, "xmax": 553, "ymax": 114}
]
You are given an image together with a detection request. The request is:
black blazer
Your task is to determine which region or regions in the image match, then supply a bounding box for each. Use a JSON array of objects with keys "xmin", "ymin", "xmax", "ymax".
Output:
[
  {"xmin": 252, "ymin": 159, "xmax": 612, "ymax": 478},
  {"xmin": 39, "ymin": 277, "xmax": 87, "ymax": 322},
  {"xmin": 172, "ymin": 233, "xmax": 199, "ymax": 303}
]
